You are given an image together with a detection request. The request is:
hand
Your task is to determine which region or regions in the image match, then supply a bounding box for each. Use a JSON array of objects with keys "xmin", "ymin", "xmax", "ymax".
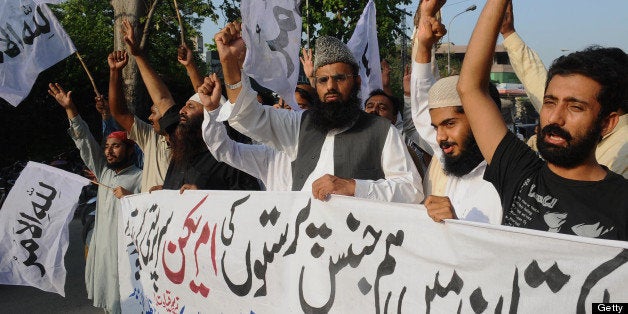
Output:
[
  {"xmin": 107, "ymin": 50, "xmax": 128, "ymax": 71},
  {"xmin": 177, "ymin": 43, "xmax": 194, "ymax": 66},
  {"xmin": 499, "ymin": 0, "xmax": 515, "ymax": 38},
  {"xmin": 402, "ymin": 65, "xmax": 411, "ymax": 96},
  {"xmin": 198, "ymin": 73, "xmax": 223, "ymax": 111},
  {"xmin": 424, "ymin": 195, "xmax": 457, "ymax": 222},
  {"xmin": 214, "ymin": 22, "xmax": 245, "ymax": 66},
  {"xmin": 95, "ymin": 95, "xmax": 110, "ymax": 117},
  {"xmin": 48, "ymin": 83, "xmax": 73, "ymax": 109},
  {"xmin": 273, "ymin": 97, "xmax": 292, "ymax": 110},
  {"xmin": 83, "ymin": 169, "xmax": 97, "ymax": 182},
  {"xmin": 311, "ymin": 174, "xmax": 356, "ymax": 201},
  {"xmin": 419, "ymin": 0, "xmax": 447, "ymax": 18},
  {"xmin": 113, "ymin": 186, "xmax": 132, "ymax": 199},
  {"xmin": 122, "ymin": 19, "xmax": 141, "ymax": 56},
  {"xmin": 381, "ymin": 59, "xmax": 391, "ymax": 89},
  {"xmin": 300, "ymin": 47, "xmax": 314, "ymax": 77},
  {"xmin": 179, "ymin": 184, "xmax": 198, "ymax": 194},
  {"xmin": 149, "ymin": 185, "xmax": 163, "ymax": 193},
  {"xmin": 418, "ymin": 16, "xmax": 446, "ymax": 49}
]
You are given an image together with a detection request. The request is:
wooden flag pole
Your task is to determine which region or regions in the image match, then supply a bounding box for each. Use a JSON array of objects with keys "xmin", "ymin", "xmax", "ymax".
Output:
[
  {"xmin": 90, "ymin": 180, "xmax": 113, "ymax": 190},
  {"xmin": 76, "ymin": 52, "xmax": 101, "ymax": 97},
  {"xmin": 173, "ymin": 0, "xmax": 186, "ymax": 45}
]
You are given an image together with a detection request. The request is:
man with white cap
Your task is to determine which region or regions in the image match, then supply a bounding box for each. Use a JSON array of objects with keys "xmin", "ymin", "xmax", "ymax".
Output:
[
  {"xmin": 212, "ymin": 22, "xmax": 423, "ymax": 203},
  {"xmin": 410, "ymin": 0, "xmax": 502, "ymax": 223}
]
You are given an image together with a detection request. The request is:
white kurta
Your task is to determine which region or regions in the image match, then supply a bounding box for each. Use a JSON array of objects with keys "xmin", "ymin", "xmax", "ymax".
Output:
[
  {"xmin": 410, "ymin": 62, "xmax": 503, "ymax": 224},
  {"xmin": 68, "ymin": 116, "xmax": 142, "ymax": 314},
  {"xmin": 218, "ymin": 74, "xmax": 424, "ymax": 203},
  {"xmin": 202, "ymin": 107, "xmax": 292, "ymax": 191}
]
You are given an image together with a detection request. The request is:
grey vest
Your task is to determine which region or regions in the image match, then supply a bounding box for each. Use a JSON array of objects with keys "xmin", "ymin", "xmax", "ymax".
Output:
[{"xmin": 291, "ymin": 111, "xmax": 390, "ymax": 191}]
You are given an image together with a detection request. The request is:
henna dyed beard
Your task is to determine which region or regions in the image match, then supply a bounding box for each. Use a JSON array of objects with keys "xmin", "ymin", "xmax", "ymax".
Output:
[{"xmin": 309, "ymin": 85, "xmax": 362, "ymax": 133}]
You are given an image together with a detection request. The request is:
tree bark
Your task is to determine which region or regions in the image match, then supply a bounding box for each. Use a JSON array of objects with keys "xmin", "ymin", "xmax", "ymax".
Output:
[{"xmin": 111, "ymin": 0, "xmax": 148, "ymax": 118}]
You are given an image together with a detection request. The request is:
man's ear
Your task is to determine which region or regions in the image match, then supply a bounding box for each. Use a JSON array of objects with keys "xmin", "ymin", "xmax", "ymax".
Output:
[{"xmin": 601, "ymin": 111, "xmax": 620, "ymax": 137}]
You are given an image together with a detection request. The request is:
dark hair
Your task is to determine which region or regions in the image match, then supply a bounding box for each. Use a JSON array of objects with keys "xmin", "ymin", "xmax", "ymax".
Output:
[
  {"xmin": 364, "ymin": 89, "xmax": 401, "ymax": 115},
  {"xmin": 295, "ymin": 85, "xmax": 316, "ymax": 106},
  {"xmin": 546, "ymin": 46, "xmax": 628, "ymax": 118}
]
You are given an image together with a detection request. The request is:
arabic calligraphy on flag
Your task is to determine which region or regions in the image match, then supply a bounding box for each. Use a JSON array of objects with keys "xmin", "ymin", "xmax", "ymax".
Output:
[
  {"xmin": 240, "ymin": 0, "xmax": 302, "ymax": 110},
  {"xmin": 0, "ymin": 162, "xmax": 89, "ymax": 296},
  {"xmin": 0, "ymin": 0, "xmax": 76, "ymax": 106}
]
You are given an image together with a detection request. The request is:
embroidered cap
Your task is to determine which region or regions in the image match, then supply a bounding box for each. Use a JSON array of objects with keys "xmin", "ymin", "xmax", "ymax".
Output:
[
  {"xmin": 313, "ymin": 36, "xmax": 358, "ymax": 75},
  {"xmin": 428, "ymin": 75, "xmax": 462, "ymax": 109}
]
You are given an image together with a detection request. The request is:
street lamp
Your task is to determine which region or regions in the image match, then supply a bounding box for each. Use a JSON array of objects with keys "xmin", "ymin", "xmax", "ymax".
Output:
[{"xmin": 447, "ymin": 4, "xmax": 477, "ymax": 75}]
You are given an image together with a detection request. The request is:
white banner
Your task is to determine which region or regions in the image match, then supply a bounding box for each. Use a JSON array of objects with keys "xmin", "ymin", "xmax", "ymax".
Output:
[
  {"xmin": 0, "ymin": 161, "xmax": 89, "ymax": 296},
  {"xmin": 240, "ymin": 0, "xmax": 302, "ymax": 110},
  {"xmin": 119, "ymin": 190, "xmax": 628, "ymax": 313},
  {"xmin": 347, "ymin": 0, "xmax": 382, "ymax": 104},
  {"xmin": 0, "ymin": 0, "xmax": 76, "ymax": 106}
]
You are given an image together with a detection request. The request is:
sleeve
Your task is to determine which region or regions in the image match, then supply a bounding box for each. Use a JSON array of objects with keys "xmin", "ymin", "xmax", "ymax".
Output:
[
  {"xmin": 202, "ymin": 106, "xmax": 275, "ymax": 187},
  {"xmin": 484, "ymin": 132, "xmax": 543, "ymax": 208},
  {"xmin": 410, "ymin": 61, "xmax": 440, "ymax": 160},
  {"xmin": 502, "ymin": 32, "xmax": 547, "ymax": 112},
  {"xmin": 127, "ymin": 116, "xmax": 153, "ymax": 152},
  {"xmin": 68, "ymin": 115, "xmax": 106, "ymax": 179},
  {"xmin": 354, "ymin": 126, "xmax": 424, "ymax": 204},
  {"xmin": 222, "ymin": 73, "xmax": 302, "ymax": 160}
]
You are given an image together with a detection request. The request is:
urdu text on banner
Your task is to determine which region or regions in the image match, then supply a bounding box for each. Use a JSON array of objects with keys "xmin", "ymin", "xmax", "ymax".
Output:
[
  {"xmin": 119, "ymin": 190, "xmax": 628, "ymax": 313},
  {"xmin": 0, "ymin": 0, "xmax": 76, "ymax": 106}
]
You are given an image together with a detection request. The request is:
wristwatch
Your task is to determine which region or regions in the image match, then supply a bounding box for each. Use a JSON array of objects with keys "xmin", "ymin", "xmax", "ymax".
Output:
[{"xmin": 225, "ymin": 81, "xmax": 242, "ymax": 90}]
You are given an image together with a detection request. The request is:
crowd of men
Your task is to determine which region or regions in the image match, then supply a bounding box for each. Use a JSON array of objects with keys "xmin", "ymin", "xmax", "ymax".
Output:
[{"xmin": 46, "ymin": 0, "xmax": 627, "ymax": 312}]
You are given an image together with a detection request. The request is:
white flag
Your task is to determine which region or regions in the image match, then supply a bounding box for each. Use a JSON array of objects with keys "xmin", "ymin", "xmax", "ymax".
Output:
[
  {"xmin": 240, "ymin": 0, "xmax": 302, "ymax": 110},
  {"xmin": 347, "ymin": 0, "xmax": 382, "ymax": 105},
  {"xmin": 0, "ymin": 162, "xmax": 89, "ymax": 296},
  {"xmin": 0, "ymin": 0, "xmax": 76, "ymax": 106}
]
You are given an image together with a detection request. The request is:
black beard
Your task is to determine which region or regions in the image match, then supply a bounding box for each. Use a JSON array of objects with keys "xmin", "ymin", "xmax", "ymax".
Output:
[
  {"xmin": 106, "ymin": 159, "xmax": 131, "ymax": 170},
  {"xmin": 170, "ymin": 113, "xmax": 207, "ymax": 164},
  {"xmin": 442, "ymin": 133, "xmax": 485, "ymax": 177},
  {"xmin": 537, "ymin": 121, "xmax": 602, "ymax": 168},
  {"xmin": 309, "ymin": 86, "xmax": 362, "ymax": 133}
]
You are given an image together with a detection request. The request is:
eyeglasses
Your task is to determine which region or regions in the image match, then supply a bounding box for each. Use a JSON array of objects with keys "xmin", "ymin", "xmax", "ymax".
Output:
[{"xmin": 313, "ymin": 73, "xmax": 357, "ymax": 85}]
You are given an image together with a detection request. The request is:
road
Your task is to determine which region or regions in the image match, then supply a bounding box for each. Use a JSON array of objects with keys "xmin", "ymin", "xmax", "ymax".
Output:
[{"xmin": 0, "ymin": 218, "xmax": 102, "ymax": 313}]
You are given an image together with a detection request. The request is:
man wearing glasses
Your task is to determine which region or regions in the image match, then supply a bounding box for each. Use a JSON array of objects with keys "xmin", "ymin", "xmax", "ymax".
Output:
[{"xmin": 212, "ymin": 23, "xmax": 423, "ymax": 203}]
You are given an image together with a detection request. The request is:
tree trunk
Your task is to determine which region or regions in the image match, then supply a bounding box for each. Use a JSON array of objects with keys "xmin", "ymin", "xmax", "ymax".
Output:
[{"xmin": 111, "ymin": 0, "xmax": 148, "ymax": 118}]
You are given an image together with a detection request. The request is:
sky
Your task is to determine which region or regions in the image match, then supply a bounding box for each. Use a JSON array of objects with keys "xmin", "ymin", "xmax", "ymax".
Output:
[{"xmin": 201, "ymin": 0, "xmax": 628, "ymax": 67}]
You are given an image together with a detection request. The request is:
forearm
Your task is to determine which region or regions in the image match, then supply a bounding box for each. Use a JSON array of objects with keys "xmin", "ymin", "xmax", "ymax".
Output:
[
  {"xmin": 502, "ymin": 32, "xmax": 547, "ymax": 112},
  {"xmin": 457, "ymin": 0, "xmax": 509, "ymax": 163},
  {"xmin": 185, "ymin": 61, "xmax": 204, "ymax": 91},
  {"xmin": 68, "ymin": 115, "xmax": 105, "ymax": 178},
  {"xmin": 135, "ymin": 54, "xmax": 175, "ymax": 114},
  {"xmin": 221, "ymin": 57, "xmax": 243, "ymax": 104},
  {"xmin": 203, "ymin": 110, "xmax": 269, "ymax": 183},
  {"xmin": 225, "ymin": 75, "xmax": 301, "ymax": 158},
  {"xmin": 108, "ymin": 69, "xmax": 135, "ymax": 130},
  {"xmin": 410, "ymin": 62, "xmax": 440, "ymax": 156}
]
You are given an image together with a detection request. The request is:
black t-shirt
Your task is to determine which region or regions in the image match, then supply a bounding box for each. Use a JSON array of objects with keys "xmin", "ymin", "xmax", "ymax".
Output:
[{"xmin": 485, "ymin": 132, "xmax": 628, "ymax": 241}]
